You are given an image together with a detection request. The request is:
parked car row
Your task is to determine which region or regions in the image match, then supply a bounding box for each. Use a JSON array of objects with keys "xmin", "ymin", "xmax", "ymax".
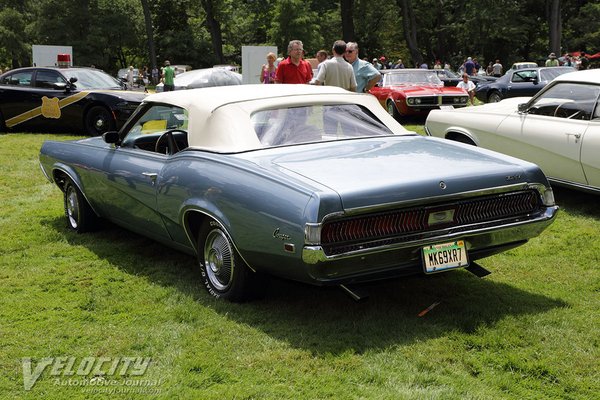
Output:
[{"xmin": 7, "ymin": 62, "xmax": 597, "ymax": 302}]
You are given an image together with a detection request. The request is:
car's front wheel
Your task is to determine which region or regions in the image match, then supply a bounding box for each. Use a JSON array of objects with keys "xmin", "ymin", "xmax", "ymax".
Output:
[
  {"xmin": 63, "ymin": 178, "xmax": 97, "ymax": 233},
  {"xmin": 197, "ymin": 221, "xmax": 266, "ymax": 302},
  {"xmin": 386, "ymin": 100, "xmax": 400, "ymax": 121},
  {"xmin": 488, "ymin": 91, "xmax": 502, "ymax": 103},
  {"xmin": 85, "ymin": 106, "xmax": 115, "ymax": 136}
]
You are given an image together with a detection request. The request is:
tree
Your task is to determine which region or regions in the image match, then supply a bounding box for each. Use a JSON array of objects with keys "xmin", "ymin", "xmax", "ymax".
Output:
[
  {"xmin": 140, "ymin": 0, "xmax": 157, "ymax": 70},
  {"xmin": 268, "ymin": 0, "xmax": 323, "ymax": 56},
  {"xmin": 0, "ymin": 7, "xmax": 30, "ymax": 68},
  {"xmin": 200, "ymin": 0, "xmax": 224, "ymax": 64},
  {"xmin": 396, "ymin": 0, "xmax": 422, "ymax": 66},
  {"xmin": 340, "ymin": 0, "xmax": 355, "ymax": 42},
  {"xmin": 548, "ymin": 0, "xmax": 561, "ymax": 55}
]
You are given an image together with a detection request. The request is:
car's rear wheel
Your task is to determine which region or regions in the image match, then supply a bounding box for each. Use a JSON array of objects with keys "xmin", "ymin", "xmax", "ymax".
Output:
[
  {"xmin": 197, "ymin": 221, "xmax": 267, "ymax": 302},
  {"xmin": 488, "ymin": 91, "xmax": 502, "ymax": 103},
  {"xmin": 64, "ymin": 178, "xmax": 97, "ymax": 233},
  {"xmin": 85, "ymin": 106, "xmax": 115, "ymax": 136},
  {"xmin": 386, "ymin": 100, "xmax": 400, "ymax": 121}
]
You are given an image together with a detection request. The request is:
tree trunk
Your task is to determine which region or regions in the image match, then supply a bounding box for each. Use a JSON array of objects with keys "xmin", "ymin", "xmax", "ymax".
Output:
[
  {"xmin": 201, "ymin": 0, "xmax": 224, "ymax": 64},
  {"xmin": 397, "ymin": 0, "xmax": 422, "ymax": 67},
  {"xmin": 140, "ymin": 0, "xmax": 157, "ymax": 70},
  {"xmin": 548, "ymin": 0, "xmax": 561, "ymax": 55},
  {"xmin": 340, "ymin": 0, "xmax": 355, "ymax": 42}
]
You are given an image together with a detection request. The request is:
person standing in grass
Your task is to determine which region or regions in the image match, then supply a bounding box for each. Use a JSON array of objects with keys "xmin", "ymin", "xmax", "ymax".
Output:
[{"xmin": 161, "ymin": 60, "xmax": 175, "ymax": 92}]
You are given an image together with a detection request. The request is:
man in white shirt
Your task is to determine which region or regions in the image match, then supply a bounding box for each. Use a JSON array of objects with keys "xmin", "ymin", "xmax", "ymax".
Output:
[
  {"xmin": 314, "ymin": 40, "xmax": 357, "ymax": 92},
  {"xmin": 457, "ymin": 74, "xmax": 476, "ymax": 105}
]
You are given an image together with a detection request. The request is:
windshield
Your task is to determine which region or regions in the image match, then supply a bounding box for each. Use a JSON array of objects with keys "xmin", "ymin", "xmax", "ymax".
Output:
[
  {"xmin": 539, "ymin": 67, "xmax": 575, "ymax": 82},
  {"xmin": 251, "ymin": 104, "xmax": 394, "ymax": 147},
  {"xmin": 385, "ymin": 71, "xmax": 443, "ymax": 86},
  {"xmin": 62, "ymin": 69, "xmax": 123, "ymax": 90}
]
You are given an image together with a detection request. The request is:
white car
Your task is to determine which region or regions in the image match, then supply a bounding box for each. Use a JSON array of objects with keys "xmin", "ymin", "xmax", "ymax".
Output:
[
  {"xmin": 154, "ymin": 67, "xmax": 241, "ymax": 92},
  {"xmin": 425, "ymin": 69, "xmax": 600, "ymax": 194}
]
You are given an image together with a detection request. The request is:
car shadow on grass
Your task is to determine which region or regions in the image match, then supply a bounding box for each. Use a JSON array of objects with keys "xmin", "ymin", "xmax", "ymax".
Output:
[
  {"xmin": 44, "ymin": 216, "xmax": 567, "ymax": 356},
  {"xmin": 551, "ymin": 185, "xmax": 600, "ymax": 218}
]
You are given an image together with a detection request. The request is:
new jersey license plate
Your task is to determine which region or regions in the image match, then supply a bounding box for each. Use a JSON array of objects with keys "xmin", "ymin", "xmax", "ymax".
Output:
[{"xmin": 422, "ymin": 240, "xmax": 468, "ymax": 274}]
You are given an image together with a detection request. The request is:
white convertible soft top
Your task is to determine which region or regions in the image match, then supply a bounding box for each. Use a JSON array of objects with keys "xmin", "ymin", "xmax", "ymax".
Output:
[{"xmin": 142, "ymin": 84, "xmax": 410, "ymax": 151}]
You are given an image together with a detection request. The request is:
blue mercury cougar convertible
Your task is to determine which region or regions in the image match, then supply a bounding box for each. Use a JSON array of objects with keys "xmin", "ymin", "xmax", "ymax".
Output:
[{"xmin": 39, "ymin": 85, "xmax": 558, "ymax": 301}]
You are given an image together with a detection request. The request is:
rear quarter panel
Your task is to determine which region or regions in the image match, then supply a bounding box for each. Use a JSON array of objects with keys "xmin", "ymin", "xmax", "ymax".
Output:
[{"xmin": 156, "ymin": 151, "xmax": 341, "ymax": 281}]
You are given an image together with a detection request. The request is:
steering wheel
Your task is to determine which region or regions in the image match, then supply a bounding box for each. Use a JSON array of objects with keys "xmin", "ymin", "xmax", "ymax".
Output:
[
  {"xmin": 155, "ymin": 129, "xmax": 185, "ymax": 155},
  {"xmin": 553, "ymin": 102, "xmax": 581, "ymax": 119}
]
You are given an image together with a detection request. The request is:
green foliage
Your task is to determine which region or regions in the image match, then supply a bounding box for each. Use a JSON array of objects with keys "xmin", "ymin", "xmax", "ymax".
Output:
[
  {"xmin": 0, "ymin": 8, "xmax": 30, "ymax": 68},
  {"xmin": 268, "ymin": 0, "xmax": 323, "ymax": 56},
  {"xmin": 0, "ymin": 0, "xmax": 597, "ymax": 76},
  {"xmin": 568, "ymin": 3, "xmax": 600, "ymax": 53}
]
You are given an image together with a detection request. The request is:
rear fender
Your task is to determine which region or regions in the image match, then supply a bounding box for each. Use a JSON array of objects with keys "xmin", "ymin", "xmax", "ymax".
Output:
[{"xmin": 444, "ymin": 128, "xmax": 479, "ymax": 146}]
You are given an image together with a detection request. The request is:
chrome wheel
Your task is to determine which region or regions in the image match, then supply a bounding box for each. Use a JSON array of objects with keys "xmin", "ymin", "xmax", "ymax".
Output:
[
  {"xmin": 66, "ymin": 185, "xmax": 80, "ymax": 229},
  {"xmin": 203, "ymin": 229, "xmax": 234, "ymax": 291},
  {"xmin": 63, "ymin": 178, "xmax": 97, "ymax": 233}
]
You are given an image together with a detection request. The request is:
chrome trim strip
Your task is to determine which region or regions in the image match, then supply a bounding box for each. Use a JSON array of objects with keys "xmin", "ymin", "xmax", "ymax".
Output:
[{"xmin": 548, "ymin": 177, "xmax": 600, "ymax": 194}]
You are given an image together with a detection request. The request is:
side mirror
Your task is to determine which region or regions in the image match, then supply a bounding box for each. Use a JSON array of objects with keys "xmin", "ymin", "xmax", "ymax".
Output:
[
  {"xmin": 518, "ymin": 103, "xmax": 528, "ymax": 113},
  {"xmin": 69, "ymin": 77, "xmax": 78, "ymax": 83},
  {"xmin": 532, "ymin": 77, "xmax": 539, "ymax": 85},
  {"xmin": 102, "ymin": 131, "xmax": 120, "ymax": 145},
  {"xmin": 52, "ymin": 82, "xmax": 68, "ymax": 90}
]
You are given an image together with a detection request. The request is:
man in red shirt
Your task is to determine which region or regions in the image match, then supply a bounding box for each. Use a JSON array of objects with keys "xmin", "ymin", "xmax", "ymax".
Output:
[{"xmin": 275, "ymin": 40, "xmax": 313, "ymax": 84}]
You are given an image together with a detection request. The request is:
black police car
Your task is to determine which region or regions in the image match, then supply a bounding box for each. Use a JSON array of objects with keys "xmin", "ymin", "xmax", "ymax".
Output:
[{"xmin": 0, "ymin": 67, "xmax": 146, "ymax": 135}]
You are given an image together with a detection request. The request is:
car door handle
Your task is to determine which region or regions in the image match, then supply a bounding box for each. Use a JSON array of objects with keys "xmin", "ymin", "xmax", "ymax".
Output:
[
  {"xmin": 565, "ymin": 133, "xmax": 581, "ymax": 142},
  {"xmin": 142, "ymin": 172, "xmax": 158, "ymax": 184}
]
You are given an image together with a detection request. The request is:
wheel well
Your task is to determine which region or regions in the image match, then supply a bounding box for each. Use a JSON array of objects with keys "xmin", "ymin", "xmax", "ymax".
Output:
[
  {"xmin": 445, "ymin": 131, "xmax": 476, "ymax": 145},
  {"xmin": 184, "ymin": 210, "xmax": 211, "ymax": 248},
  {"xmin": 52, "ymin": 169, "xmax": 71, "ymax": 192}
]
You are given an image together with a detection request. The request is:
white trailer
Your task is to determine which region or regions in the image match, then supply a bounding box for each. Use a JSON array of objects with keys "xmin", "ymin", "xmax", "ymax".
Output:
[{"xmin": 32, "ymin": 45, "xmax": 73, "ymax": 67}]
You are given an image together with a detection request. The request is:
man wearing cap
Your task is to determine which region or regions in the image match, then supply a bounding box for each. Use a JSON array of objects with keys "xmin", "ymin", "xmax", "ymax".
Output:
[
  {"xmin": 344, "ymin": 42, "xmax": 381, "ymax": 93},
  {"xmin": 545, "ymin": 53, "xmax": 559, "ymax": 67}
]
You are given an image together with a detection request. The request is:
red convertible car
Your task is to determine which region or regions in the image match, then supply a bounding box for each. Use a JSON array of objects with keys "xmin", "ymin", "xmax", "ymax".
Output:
[{"xmin": 369, "ymin": 69, "xmax": 469, "ymax": 120}]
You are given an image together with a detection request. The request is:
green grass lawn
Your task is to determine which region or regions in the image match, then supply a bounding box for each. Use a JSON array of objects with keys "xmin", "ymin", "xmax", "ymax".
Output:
[{"xmin": 0, "ymin": 133, "xmax": 598, "ymax": 399}]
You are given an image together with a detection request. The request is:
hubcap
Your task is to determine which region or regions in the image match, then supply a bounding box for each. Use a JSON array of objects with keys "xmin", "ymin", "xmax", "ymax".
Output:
[
  {"xmin": 66, "ymin": 187, "xmax": 79, "ymax": 228},
  {"xmin": 94, "ymin": 116, "xmax": 106, "ymax": 129},
  {"xmin": 203, "ymin": 229, "xmax": 234, "ymax": 291},
  {"xmin": 387, "ymin": 102, "xmax": 394, "ymax": 116}
]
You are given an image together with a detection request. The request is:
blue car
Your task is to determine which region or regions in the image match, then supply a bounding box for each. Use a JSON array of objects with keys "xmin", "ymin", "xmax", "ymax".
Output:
[
  {"xmin": 39, "ymin": 84, "xmax": 558, "ymax": 301},
  {"xmin": 475, "ymin": 66, "xmax": 575, "ymax": 103}
]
